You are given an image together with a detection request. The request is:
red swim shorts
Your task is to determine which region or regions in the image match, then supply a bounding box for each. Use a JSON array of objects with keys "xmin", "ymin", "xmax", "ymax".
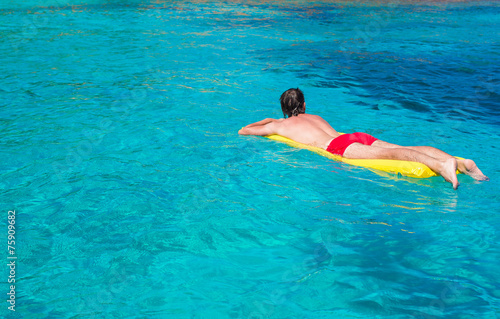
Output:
[{"xmin": 326, "ymin": 132, "xmax": 378, "ymax": 156}]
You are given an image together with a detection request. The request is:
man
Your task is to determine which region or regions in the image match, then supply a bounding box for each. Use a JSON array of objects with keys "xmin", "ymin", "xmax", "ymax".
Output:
[{"xmin": 238, "ymin": 88, "xmax": 488, "ymax": 190}]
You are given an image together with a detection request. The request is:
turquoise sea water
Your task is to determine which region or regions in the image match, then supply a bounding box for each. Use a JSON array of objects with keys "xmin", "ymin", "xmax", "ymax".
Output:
[{"xmin": 1, "ymin": 0, "xmax": 499, "ymax": 318}]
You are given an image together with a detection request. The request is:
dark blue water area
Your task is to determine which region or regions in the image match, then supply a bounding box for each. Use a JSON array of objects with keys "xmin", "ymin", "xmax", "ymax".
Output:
[{"xmin": 247, "ymin": 1, "xmax": 500, "ymax": 126}]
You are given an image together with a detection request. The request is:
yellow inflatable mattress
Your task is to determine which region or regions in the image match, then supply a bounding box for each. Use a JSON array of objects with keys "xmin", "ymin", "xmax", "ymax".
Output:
[{"xmin": 266, "ymin": 134, "xmax": 461, "ymax": 179}]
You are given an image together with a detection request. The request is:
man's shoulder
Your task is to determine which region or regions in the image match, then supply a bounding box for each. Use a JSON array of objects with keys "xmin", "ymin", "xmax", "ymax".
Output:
[
  {"xmin": 295, "ymin": 113, "xmax": 326, "ymax": 123},
  {"xmin": 306, "ymin": 113, "xmax": 325, "ymax": 120}
]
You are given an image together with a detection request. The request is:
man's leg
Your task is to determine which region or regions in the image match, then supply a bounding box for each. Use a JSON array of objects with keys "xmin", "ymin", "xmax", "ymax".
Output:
[
  {"xmin": 343, "ymin": 143, "xmax": 460, "ymax": 189},
  {"xmin": 372, "ymin": 140, "xmax": 488, "ymax": 181},
  {"xmin": 372, "ymin": 140, "xmax": 453, "ymax": 161}
]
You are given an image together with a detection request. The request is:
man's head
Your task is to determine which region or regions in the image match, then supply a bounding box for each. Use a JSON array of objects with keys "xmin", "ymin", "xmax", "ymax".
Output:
[{"xmin": 280, "ymin": 88, "xmax": 305, "ymax": 118}]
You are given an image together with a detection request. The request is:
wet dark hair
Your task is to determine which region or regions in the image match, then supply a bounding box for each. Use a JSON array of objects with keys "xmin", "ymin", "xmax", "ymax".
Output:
[{"xmin": 280, "ymin": 88, "xmax": 305, "ymax": 118}]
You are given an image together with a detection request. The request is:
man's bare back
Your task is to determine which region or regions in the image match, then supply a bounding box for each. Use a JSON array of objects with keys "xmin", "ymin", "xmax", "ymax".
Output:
[
  {"xmin": 238, "ymin": 88, "xmax": 488, "ymax": 189},
  {"xmin": 273, "ymin": 114, "xmax": 340, "ymax": 149}
]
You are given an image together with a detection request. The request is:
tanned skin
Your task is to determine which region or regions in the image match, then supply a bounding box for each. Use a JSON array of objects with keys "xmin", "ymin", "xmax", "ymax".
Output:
[{"xmin": 239, "ymin": 103, "xmax": 488, "ymax": 190}]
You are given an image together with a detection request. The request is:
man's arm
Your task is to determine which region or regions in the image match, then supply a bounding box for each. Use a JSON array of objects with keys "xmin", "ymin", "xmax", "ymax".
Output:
[{"xmin": 238, "ymin": 118, "xmax": 282, "ymax": 136}]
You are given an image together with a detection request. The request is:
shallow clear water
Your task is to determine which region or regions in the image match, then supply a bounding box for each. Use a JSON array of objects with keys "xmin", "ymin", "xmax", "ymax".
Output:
[{"xmin": 1, "ymin": 0, "xmax": 499, "ymax": 318}]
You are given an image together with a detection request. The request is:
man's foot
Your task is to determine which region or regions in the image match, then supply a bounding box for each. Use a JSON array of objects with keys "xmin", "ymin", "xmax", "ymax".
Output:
[
  {"xmin": 457, "ymin": 159, "xmax": 489, "ymax": 181},
  {"xmin": 440, "ymin": 158, "xmax": 460, "ymax": 190}
]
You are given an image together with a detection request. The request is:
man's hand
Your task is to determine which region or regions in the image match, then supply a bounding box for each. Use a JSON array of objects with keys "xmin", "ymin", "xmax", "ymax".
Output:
[{"xmin": 238, "ymin": 118, "xmax": 282, "ymax": 136}]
